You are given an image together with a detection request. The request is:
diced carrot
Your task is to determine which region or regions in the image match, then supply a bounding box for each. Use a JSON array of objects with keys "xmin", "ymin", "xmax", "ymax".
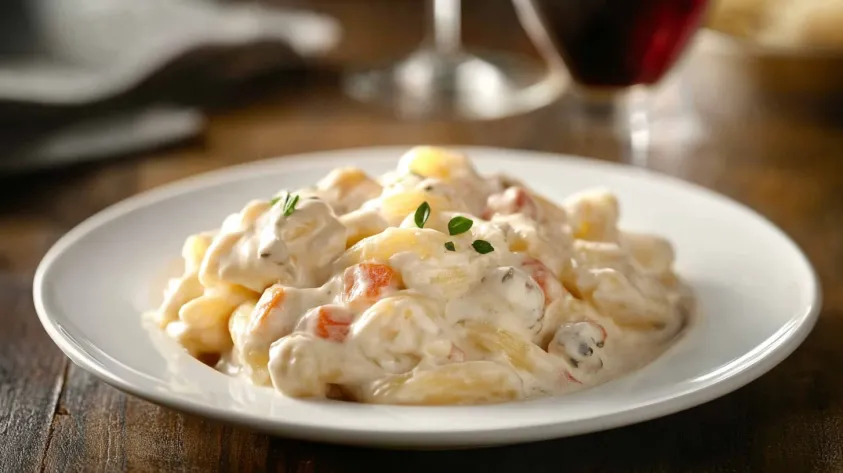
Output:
[
  {"xmin": 343, "ymin": 263, "xmax": 402, "ymax": 309},
  {"xmin": 522, "ymin": 258, "xmax": 561, "ymax": 306},
  {"xmin": 314, "ymin": 306, "xmax": 354, "ymax": 342},
  {"xmin": 249, "ymin": 285, "xmax": 285, "ymax": 331}
]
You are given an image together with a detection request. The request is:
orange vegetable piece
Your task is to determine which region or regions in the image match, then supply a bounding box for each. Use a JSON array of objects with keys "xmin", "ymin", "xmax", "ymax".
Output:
[
  {"xmin": 249, "ymin": 285, "xmax": 286, "ymax": 331},
  {"xmin": 343, "ymin": 263, "xmax": 402, "ymax": 309},
  {"xmin": 314, "ymin": 306, "xmax": 354, "ymax": 342}
]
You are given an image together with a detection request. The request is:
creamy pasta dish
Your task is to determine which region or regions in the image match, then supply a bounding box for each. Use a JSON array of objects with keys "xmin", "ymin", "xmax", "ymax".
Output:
[{"xmin": 149, "ymin": 147, "xmax": 690, "ymax": 405}]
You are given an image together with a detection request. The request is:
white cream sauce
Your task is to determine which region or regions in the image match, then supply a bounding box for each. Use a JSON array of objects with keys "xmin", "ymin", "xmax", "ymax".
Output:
[{"xmin": 151, "ymin": 146, "xmax": 692, "ymax": 405}]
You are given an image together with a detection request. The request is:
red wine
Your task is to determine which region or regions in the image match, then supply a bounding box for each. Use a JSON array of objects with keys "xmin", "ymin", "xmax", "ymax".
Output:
[{"xmin": 536, "ymin": 0, "xmax": 708, "ymax": 87}]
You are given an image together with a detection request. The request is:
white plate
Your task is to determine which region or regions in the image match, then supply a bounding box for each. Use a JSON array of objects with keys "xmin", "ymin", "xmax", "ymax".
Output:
[{"xmin": 34, "ymin": 146, "xmax": 820, "ymax": 448}]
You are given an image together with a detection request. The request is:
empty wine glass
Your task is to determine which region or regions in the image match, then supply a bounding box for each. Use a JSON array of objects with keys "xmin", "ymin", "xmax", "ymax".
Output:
[
  {"xmin": 514, "ymin": 0, "xmax": 709, "ymax": 164},
  {"xmin": 343, "ymin": 0, "xmax": 565, "ymax": 120}
]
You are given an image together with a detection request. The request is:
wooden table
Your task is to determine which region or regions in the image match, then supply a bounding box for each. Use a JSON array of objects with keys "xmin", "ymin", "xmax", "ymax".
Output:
[{"xmin": 2, "ymin": 1, "xmax": 842, "ymax": 471}]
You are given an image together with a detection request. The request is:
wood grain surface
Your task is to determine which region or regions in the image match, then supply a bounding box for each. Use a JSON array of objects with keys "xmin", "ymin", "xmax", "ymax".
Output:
[{"xmin": 2, "ymin": 1, "xmax": 842, "ymax": 471}]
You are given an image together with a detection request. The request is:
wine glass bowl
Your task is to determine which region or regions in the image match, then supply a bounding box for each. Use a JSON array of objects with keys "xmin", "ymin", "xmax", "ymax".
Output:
[
  {"xmin": 514, "ymin": 0, "xmax": 710, "ymax": 164},
  {"xmin": 533, "ymin": 0, "xmax": 709, "ymax": 90}
]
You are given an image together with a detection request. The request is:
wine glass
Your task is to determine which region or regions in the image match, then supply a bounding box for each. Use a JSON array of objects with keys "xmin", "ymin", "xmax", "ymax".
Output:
[
  {"xmin": 514, "ymin": 0, "xmax": 710, "ymax": 164},
  {"xmin": 343, "ymin": 0, "xmax": 565, "ymax": 120}
]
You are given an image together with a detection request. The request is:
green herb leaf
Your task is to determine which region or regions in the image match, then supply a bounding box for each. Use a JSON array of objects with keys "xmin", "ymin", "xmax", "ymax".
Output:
[
  {"xmin": 270, "ymin": 191, "xmax": 291, "ymax": 207},
  {"xmin": 444, "ymin": 241, "xmax": 456, "ymax": 252},
  {"xmin": 472, "ymin": 239, "xmax": 494, "ymax": 254},
  {"xmin": 414, "ymin": 201, "xmax": 431, "ymax": 228},
  {"xmin": 448, "ymin": 216, "xmax": 473, "ymax": 235},
  {"xmin": 283, "ymin": 194, "xmax": 300, "ymax": 216}
]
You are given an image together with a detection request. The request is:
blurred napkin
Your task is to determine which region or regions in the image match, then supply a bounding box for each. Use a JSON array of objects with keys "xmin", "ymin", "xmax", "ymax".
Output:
[{"xmin": 0, "ymin": 0, "xmax": 341, "ymax": 173}]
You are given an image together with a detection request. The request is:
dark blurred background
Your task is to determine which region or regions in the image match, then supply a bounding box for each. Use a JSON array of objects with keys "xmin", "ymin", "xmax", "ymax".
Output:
[
  {"xmin": 0, "ymin": 0, "xmax": 551, "ymax": 173},
  {"xmin": 1, "ymin": 0, "xmax": 841, "ymax": 175}
]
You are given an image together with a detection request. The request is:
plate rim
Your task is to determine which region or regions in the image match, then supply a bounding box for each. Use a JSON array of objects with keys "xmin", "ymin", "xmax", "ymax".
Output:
[{"xmin": 33, "ymin": 146, "xmax": 822, "ymax": 447}]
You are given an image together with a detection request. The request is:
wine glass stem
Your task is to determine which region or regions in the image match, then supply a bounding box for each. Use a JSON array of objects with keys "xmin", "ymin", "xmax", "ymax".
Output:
[{"xmin": 428, "ymin": 0, "xmax": 462, "ymax": 56}]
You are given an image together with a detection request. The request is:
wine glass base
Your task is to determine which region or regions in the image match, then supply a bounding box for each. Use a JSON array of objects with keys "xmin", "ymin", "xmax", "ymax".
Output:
[
  {"xmin": 343, "ymin": 48, "xmax": 563, "ymax": 120},
  {"xmin": 556, "ymin": 79, "xmax": 704, "ymax": 168}
]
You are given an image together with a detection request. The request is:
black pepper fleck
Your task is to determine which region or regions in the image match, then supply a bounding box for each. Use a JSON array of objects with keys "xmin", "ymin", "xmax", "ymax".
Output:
[{"xmin": 501, "ymin": 267, "xmax": 515, "ymax": 283}]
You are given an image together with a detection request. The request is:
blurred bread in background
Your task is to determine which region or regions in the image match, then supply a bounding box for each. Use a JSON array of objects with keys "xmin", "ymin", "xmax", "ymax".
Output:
[
  {"xmin": 688, "ymin": 0, "xmax": 843, "ymax": 122},
  {"xmin": 709, "ymin": 0, "xmax": 843, "ymax": 49}
]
